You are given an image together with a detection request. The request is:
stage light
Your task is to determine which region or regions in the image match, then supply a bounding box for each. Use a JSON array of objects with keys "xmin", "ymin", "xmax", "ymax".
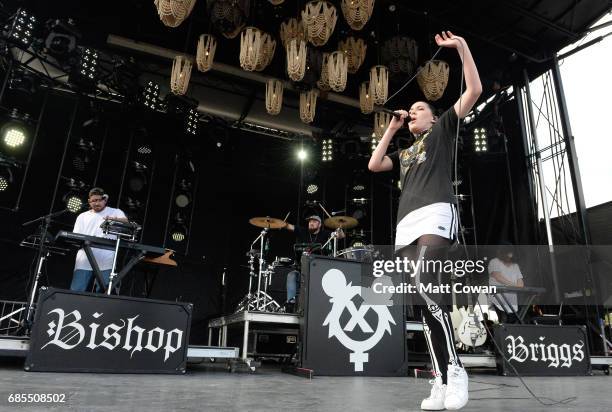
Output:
[
  {"xmin": 297, "ymin": 148, "xmax": 307, "ymax": 161},
  {"xmin": 2, "ymin": 126, "xmax": 26, "ymax": 148},
  {"xmin": 7, "ymin": 9, "xmax": 36, "ymax": 47},
  {"xmin": 125, "ymin": 196, "xmax": 142, "ymax": 211},
  {"xmin": 143, "ymin": 81, "xmax": 160, "ymax": 110},
  {"xmin": 78, "ymin": 47, "xmax": 98, "ymax": 80},
  {"xmin": 44, "ymin": 19, "xmax": 78, "ymax": 58},
  {"xmin": 321, "ymin": 138, "xmax": 333, "ymax": 162},
  {"xmin": 171, "ymin": 230, "xmax": 186, "ymax": 242},
  {"xmin": 473, "ymin": 127, "xmax": 488, "ymax": 153},
  {"xmin": 170, "ymin": 214, "xmax": 187, "ymax": 243},
  {"xmin": 64, "ymin": 194, "xmax": 83, "ymax": 213},
  {"xmin": 185, "ymin": 107, "xmax": 199, "ymax": 135},
  {"xmin": 137, "ymin": 144, "xmax": 152, "ymax": 155},
  {"xmin": 306, "ymin": 184, "xmax": 318, "ymax": 194},
  {"xmin": 353, "ymin": 184, "xmax": 365, "ymax": 192},
  {"xmin": 371, "ymin": 134, "xmax": 379, "ymax": 153},
  {"xmin": 0, "ymin": 166, "xmax": 13, "ymax": 191}
]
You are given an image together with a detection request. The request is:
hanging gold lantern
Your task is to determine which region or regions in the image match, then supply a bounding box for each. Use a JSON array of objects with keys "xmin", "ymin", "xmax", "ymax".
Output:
[
  {"xmin": 207, "ymin": 0, "xmax": 249, "ymax": 39},
  {"xmin": 369, "ymin": 65, "xmax": 388, "ymax": 105},
  {"xmin": 155, "ymin": 0, "xmax": 197, "ymax": 28},
  {"xmin": 327, "ymin": 51, "xmax": 347, "ymax": 92},
  {"xmin": 280, "ymin": 18, "xmax": 305, "ymax": 48},
  {"xmin": 417, "ymin": 60, "xmax": 449, "ymax": 101},
  {"xmin": 382, "ymin": 36, "xmax": 418, "ymax": 74},
  {"xmin": 340, "ymin": 0, "xmax": 374, "ymax": 31},
  {"xmin": 300, "ymin": 89, "xmax": 318, "ymax": 124},
  {"xmin": 269, "ymin": 0, "xmax": 284, "ymax": 4},
  {"xmin": 265, "ymin": 79, "xmax": 284, "ymax": 115},
  {"xmin": 286, "ymin": 38, "xmax": 307, "ymax": 81},
  {"xmin": 359, "ymin": 81, "xmax": 373, "ymax": 114},
  {"xmin": 374, "ymin": 112, "xmax": 391, "ymax": 139},
  {"xmin": 170, "ymin": 55, "xmax": 192, "ymax": 95},
  {"xmin": 302, "ymin": 1, "xmax": 337, "ymax": 47},
  {"xmin": 256, "ymin": 31, "xmax": 276, "ymax": 71},
  {"xmin": 338, "ymin": 37, "xmax": 367, "ymax": 74},
  {"xmin": 196, "ymin": 34, "xmax": 217, "ymax": 72},
  {"xmin": 317, "ymin": 52, "xmax": 331, "ymax": 91},
  {"xmin": 240, "ymin": 27, "xmax": 265, "ymax": 72}
]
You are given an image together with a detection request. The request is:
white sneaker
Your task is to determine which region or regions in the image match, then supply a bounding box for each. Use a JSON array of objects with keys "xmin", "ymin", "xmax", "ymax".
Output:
[
  {"xmin": 421, "ymin": 377, "xmax": 446, "ymax": 410},
  {"xmin": 444, "ymin": 365, "xmax": 469, "ymax": 410}
]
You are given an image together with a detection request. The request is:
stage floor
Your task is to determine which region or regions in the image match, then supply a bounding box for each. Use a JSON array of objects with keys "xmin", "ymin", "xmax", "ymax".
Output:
[{"xmin": 0, "ymin": 359, "xmax": 609, "ymax": 411}]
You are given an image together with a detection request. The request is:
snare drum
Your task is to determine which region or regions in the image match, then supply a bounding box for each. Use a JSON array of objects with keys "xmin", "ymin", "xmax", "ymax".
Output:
[{"xmin": 336, "ymin": 245, "xmax": 376, "ymax": 262}]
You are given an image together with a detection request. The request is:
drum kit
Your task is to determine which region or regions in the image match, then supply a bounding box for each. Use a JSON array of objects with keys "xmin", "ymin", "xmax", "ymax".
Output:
[{"xmin": 235, "ymin": 209, "xmax": 377, "ymax": 313}]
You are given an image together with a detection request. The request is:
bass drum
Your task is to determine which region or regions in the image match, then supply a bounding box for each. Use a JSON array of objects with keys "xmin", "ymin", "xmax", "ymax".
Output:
[{"xmin": 336, "ymin": 245, "xmax": 377, "ymax": 262}]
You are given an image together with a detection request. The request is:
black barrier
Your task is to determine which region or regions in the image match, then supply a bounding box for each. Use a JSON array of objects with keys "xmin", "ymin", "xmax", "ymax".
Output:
[
  {"xmin": 25, "ymin": 288, "xmax": 192, "ymax": 374},
  {"xmin": 300, "ymin": 256, "xmax": 407, "ymax": 376},
  {"xmin": 494, "ymin": 324, "xmax": 590, "ymax": 376}
]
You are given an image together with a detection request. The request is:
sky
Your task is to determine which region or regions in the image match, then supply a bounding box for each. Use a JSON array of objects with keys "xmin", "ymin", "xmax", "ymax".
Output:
[{"xmin": 529, "ymin": 12, "xmax": 612, "ymax": 218}]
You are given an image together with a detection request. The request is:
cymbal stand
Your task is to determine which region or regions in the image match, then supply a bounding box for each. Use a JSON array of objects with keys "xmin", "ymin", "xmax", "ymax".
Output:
[{"xmin": 322, "ymin": 229, "xmax": 341, "ymax": 257}]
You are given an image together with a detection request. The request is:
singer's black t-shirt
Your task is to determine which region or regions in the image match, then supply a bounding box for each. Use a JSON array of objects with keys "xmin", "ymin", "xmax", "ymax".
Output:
[{"xmin": 387, "ymin": 108, "xmax": 458, "ymax": 225}]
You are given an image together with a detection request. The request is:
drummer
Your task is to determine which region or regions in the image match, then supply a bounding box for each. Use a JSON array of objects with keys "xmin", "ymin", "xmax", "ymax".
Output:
[{"xmin": 282, "ymin": 215, "xmax": 344, "ymax": 311}]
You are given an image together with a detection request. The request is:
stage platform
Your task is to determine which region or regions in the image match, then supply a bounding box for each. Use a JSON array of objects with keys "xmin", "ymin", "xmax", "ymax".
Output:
[{"xmin": 0, "ymin": 359, "xmax": 609, "ymax": 411}]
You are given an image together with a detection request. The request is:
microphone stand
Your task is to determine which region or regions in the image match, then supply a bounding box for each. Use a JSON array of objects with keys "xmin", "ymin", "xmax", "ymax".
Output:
[{"xmin": 22, "ymin": 209, "xmax": 69, "ymax": 331}]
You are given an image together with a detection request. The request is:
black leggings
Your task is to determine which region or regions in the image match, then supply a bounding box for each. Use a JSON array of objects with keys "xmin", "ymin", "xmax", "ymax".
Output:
[{"xmin": 401, "ymin": 234, "xmax": 462, "ymax": 383}]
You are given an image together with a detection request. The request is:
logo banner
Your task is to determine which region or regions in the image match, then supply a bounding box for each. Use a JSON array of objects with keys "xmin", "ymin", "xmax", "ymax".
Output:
[
  {"xmin": 494, "ymin": 324, "xmax": 590, "ymax": 376},
  {"xmin": 26, "ymin": 288, "xmax": 192, "ymax": 374}
]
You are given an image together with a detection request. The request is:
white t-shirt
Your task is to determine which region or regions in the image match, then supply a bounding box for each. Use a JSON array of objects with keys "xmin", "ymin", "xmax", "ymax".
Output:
[
  {"xmin": 488, "ymin": 257, "xmax": 523, "ymax": 313},
  {"xmin": 73, "ymin": 206, "xmax": 127, "ymax": 271}
]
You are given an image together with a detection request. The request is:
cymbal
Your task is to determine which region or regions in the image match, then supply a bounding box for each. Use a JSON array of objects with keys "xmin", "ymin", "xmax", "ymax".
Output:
[
  {"xmin": 324, "ymin": 216, "xmax": 358, "ymax": 229},
  {"xmin": 249, "ymin": 217, "xmax": 287, "ymax": 229}
]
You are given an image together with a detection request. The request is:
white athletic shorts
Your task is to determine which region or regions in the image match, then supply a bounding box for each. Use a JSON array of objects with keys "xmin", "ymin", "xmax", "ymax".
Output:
[{"xmin": 395, "ymin": 202, "xmax": 458, "ymax": 249}]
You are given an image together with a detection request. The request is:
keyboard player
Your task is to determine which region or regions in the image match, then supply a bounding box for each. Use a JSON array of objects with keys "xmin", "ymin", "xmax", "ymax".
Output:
[
  {"xmin": 488, "ymin": 242, "xmax": 524, "ymax": 323},
  {"xmin": 70, "ymin": 187, "xmax": 128, "ymax": 292}
]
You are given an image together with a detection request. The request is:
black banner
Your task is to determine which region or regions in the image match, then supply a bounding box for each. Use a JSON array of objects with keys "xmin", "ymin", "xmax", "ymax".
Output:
[
  {"xmin": 494, "ymin": 324, "xmax": 590, "ymax": 376},
  {"xmin": 300, "ymin": 256, "xmax": 407, "ymax": 376},
  {"xmin": 26, "ymin": 288, "xmax": 192, "ymax": 374}
]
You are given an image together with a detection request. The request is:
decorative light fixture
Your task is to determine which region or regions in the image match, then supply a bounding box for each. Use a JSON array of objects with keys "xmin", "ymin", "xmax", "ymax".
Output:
[
  {"xmin": 300, "ymin": 89, "xmax": 318, "ymax": 124},
  {"xmin": 269, "ymin": 0, "xmax": 284, "ymax": 4},
  {"xmin": 340, "ymin": 0, "xmax": 374, "ymax": 31},
  {"xmin": 302, "ymin": 1, "xmax": 337, "ymax": 47},
  {"xmin": 359, "ymin": 81, "xmax": 373, "ymax": 114},
  {"xmin": 306, "ymin": 183, "xmax": 318, "ymax": 194},
  {"xmin": 316, "ymin": 52, "xmax": 331, "ymax": 91},
  {"xmin": 370, "ymin": 134, "xmax": 378, "ymax": 153},
  {"xmin": 338, "ymin": 37, "xmax": 367, "ymax": 74},
  {"xmin": 77, "ymin": 47, "xmax": 98, "ymax": 80},
  {"xmin": 322, "ymin": 138, "xmax": 333, "ymax": 162},
  {"xmin": 196, "ymin": 34, "xmax": 217, "ymax": 72},
  {"xmin": 373, "ymin": 112, "xmax": 391, "ymax": 138},
  {"xmin": 240, "ymin": 27, "xmax": 275, "ymax": 72},
  {"xmin": 286, "ymin": 39, "xmax": 307, "ymax": 81},
  {"xmin": 207, "ymin": 0, "xmax": 250, "ymax": 39},
  {"xmin": 265, "ymin": 79, "xmax": 283, "ymax": 115},
  {"xmin": 280, "ymin": 18, "xmax": 305, "ymax": 48},
  {"xmin": 154, "ymin": 0, "xmax": 197, "ymax": 28},
  {"xmin": 369, "ymin": 65, "xmax": 388, "ymax": 104},
  {"xmin": 170, "ymin": 55, "xmax": 192, "ymax": 95},
  {"xmin": 417, "ymin": 60, "xmax": 449, "ymax": 101},
  {"xmin": 382, "ymin": 36, "xmax": 418, "ymax": 74},
  {"xmin": 328, "ymin": 51, "xmax": 347, "ymax": 92}
]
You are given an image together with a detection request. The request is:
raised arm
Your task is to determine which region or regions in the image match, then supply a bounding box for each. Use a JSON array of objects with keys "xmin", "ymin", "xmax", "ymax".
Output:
[
  {"xmin": 435, "ymin": 31, "xmax": 482, "ymax": 119},
  {"xmin": 368, "ymin": 110, "xmax": 407, "ymax": 172}
]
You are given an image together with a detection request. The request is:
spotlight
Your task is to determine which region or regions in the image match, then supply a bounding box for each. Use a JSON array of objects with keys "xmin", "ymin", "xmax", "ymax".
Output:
[
  {"xmin": 473, "ymin": 127, "xmax": 488, "ymax": 153},
  {"xmin": 142, "ymin": 81, "xmax": 160, "ymax": 110},
  {"xmin": 2, "ymin": 126, "xmax": 26, "ymax": 148},
  {"xmin": 171, "ymin": 230, "xmax": 186, "ymax": 242},
  {"xmin": 306, "ymin": 184, "xmax": 318, "ymax": 194},
  {"xmin": 64, "ymin": 193, "xmax": 83, "ymax": 213},
  {"xmin": 352, "ymin": 184, "xmax": 365, "ymax": 192},
  {"xmin": 0, "ymin": 166, "xmax": 13, "ymax": 191},
  {"xmin": 185, "ymin": 107, "xmax": 199, "ymax": 135},
  {"xmin": 6, "ymin": 8, "xmax": 36, "ymax": 47},
  {"xmin": 137, "ymin": 144, "xmax": 152, "ymax": 155},
  {"xmin": 169, "ymin": 214, "xmax": 187, "ymax": 243},
  {"xmin": 175, "ymin": 179, "xmax": 193, "ymax": 208},
  {"xmin": 78, "ymin": 47, "xmax": 98, "ymax": 80},
  {"xmin": 297, "ymin": 148, "xmax": 307, "ymax": 161},
  {"xmin": 44, "ymin": 19, "xmax": 79, "ymax": 58},
  {"xmin": 321, "ymin": 138, "xmax": 333, "ymax": 162}
]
